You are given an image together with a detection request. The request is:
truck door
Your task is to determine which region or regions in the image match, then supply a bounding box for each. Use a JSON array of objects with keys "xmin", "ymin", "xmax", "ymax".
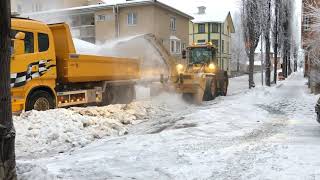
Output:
[{"xmin": 11, "ymin": 30, "xmax": 37, "ymax": 89}]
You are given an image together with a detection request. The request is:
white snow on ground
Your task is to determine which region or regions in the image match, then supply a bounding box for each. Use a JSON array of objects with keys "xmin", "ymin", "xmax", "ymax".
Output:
[
  {"xmin": 16, "ymin": 72, "xmax": 320, "ymax": 180},
  {"xmin": 14, "ymin": 101, "xmax": 155, "ymax": 159}
]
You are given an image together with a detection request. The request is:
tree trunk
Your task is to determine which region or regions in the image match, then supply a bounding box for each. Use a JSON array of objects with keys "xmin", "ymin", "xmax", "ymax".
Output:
[
  {"xmin": 265, "ymin": 37, "xmax": 271, "ymax": 86},
  {"xmin": 274, "ymin": 45, "xmax": 278, "ymax": 84},
  {"xmin": 265, "ymin": 0, "xmax": 271, "ymax": 86},
  {"xmin": 249, "ymin": 49, "xmax": 255, "ymax": 89},
  {"xmin": 273, "ymin": 0, "xmax": 279, "ymax": 84},
  {"xmin": 0, "ymin": 1, "xmax": 17, "ymax": 179}
]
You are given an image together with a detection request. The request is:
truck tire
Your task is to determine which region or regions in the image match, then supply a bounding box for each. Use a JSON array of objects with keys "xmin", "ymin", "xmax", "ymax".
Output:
[
  {"xmin": 203, "ymin": 78, "xmax": 217, "ymax": 101},
  {"xmin": 221, "ymin": 79, "xmax": 228, "ymax": 96},
  {"xmin": 103, "ymin": 86, "xmax": 118, "ymax": 105},
  {"xmin": 119, "ymin": 85, "xmax": 135, "ymax": 104},
  {"xmin": 26, "ymin": 90, "xmax": 55, "ymax": 111},
  {"xmin": 203, "ymin": 78, "xmax": 213, "ymax": 101}
]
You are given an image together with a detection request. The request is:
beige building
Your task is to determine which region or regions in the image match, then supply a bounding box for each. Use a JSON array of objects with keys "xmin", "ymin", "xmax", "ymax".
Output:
[
  {"xmin": 23, "ymin": 0, "xmax": 192, "ymax": 59},
  {"xmin": 189, "ymin": 6, "xmax": 235, "ymax": 73}
]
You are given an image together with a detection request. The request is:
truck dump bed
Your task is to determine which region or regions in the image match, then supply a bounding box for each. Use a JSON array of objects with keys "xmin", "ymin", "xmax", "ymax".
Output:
[{"xmin": 49, "ymin": 23, "xmax": 140, "ymax": 83}]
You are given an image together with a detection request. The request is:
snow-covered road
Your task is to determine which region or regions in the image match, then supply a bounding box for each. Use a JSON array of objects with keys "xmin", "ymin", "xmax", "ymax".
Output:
[{"xmin": 17, "ymin": 72, "xmax": 320, "ymax": 180}]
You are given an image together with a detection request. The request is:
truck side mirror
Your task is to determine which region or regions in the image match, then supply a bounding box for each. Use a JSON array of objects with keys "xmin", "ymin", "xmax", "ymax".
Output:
[
  {"xmin": 13, "ymin": 32, "xmax": 25, "ymax": 56},
  {"xmin": 182, "ymin": 49, "xmax": 186, "ymax": 59}
]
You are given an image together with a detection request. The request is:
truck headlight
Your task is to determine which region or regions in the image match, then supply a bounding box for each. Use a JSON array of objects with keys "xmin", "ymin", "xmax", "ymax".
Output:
[
  {"xmin": 209, "ymin": 63, "xmax": 215, "ymax": 70},
  {"xmin": 176, "ymin": 64, "xmax": 184, "ymax": 73}
]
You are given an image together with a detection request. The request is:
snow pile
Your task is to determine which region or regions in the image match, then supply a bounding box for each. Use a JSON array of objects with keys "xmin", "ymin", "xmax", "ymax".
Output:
[{"xmin": 14, "ymin": 101, "xmax": 153, "ymax": 158}]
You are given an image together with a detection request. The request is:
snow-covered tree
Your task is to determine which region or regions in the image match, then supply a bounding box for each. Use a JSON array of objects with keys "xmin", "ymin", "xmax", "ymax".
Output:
[
  {"xmin": 241, "ymin": 0, "xmax": 262, "ymax": 88},
  {"xmin": 261, "ymin": 0, "xmax": 272, "ymax": 86},
  {"xmin": 303, "ymin": 2, "xmax": 320, "ymax": 88},
  {"xmin": 281, "ymin": 0, "xmax": 294, "ymax": 77},
  {"xmin": 272, "ymin": 0, "xmax": 284, "ymax": 83},
  {"xmin": 231, "ymin": 11, "xmax": 247, "ymax": 73}
]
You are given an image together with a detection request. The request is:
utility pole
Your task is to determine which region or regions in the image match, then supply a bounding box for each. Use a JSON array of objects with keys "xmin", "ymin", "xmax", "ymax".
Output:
[{"xmin": 0, "ymin": 0, "xmax": 17, "ymax": 179}]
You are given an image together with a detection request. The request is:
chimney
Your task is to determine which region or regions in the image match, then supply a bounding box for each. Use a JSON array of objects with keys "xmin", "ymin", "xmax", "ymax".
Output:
[{"xmin": 198, "ymin": 6, "xmax": 206, "ymax": 15}]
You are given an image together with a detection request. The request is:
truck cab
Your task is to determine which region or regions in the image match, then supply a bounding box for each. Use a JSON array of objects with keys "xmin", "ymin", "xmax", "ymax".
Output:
[{"xmin": 11, "ymin": 18, "xmax": 57, "ymax": 112}]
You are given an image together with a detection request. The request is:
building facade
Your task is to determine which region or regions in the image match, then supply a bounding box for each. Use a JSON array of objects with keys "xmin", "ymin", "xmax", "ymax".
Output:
[
  {"xmin": 24, "ymin": 0, "xmax": 192, "ymax": 59},
  {"xmin": 189, "ymin": 7, "xmax": 235, "ymax": 73}
]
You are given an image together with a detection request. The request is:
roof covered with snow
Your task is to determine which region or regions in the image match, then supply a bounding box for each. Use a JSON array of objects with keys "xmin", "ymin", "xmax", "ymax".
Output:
[
  {"xmin": 156, "ymin": 0, "xmax": 235, "ymax": 23},
  {"xmin": 24, "ymin": 0, "xmax": 193, "ymax": 19}
]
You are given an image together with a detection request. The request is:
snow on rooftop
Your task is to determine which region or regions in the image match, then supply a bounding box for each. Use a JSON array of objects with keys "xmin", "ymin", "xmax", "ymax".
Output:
[{"xmin": 157, "ymin": 0, "xmax": 237, "ymax": 23}]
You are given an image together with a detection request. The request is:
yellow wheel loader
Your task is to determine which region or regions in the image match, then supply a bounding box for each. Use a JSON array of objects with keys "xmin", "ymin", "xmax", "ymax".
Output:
[{"xmin": 151, "ymin": 42, "xmax": 229, "ymax": 104}]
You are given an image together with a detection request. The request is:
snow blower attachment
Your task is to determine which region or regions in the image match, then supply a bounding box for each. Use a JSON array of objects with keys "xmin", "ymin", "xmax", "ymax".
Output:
[{"xmin": 151, "ymin": 42, "xmax": 229, "ymax": 104}]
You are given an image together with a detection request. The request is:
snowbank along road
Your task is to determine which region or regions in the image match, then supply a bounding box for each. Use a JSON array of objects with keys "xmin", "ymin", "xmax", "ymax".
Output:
[{"xmin": 16, "ymin": 72, "xmax": 320, "ymax": 180}]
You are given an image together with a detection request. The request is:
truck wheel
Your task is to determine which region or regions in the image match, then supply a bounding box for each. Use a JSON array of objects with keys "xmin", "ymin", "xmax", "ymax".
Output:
[
  {"xmin": 26, "ymin": 90, "xmax": 55, "ymax": 111},
  {"xmin": 104, "ymin": 86, "xmax": 118, "ymax": 105},
  {"xmin": 119, "ymin": 85, "xmax": 135, "ymax": 104},
  {"xmin": 203, "ymin": 78, "xmax": 213, "ymax": 101},
  {"xmin": 221, "ymin": 79, "xmax": 228, "ymax": 96},
  {"xmin": 210, "ymin": 78, "xmax": 217, "ymax": 100}
]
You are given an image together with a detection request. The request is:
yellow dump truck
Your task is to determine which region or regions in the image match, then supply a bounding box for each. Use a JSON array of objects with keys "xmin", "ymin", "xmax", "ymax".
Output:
[{"xmin": 10, "ymin": 17, "xmax": 140, "ymax": 112}]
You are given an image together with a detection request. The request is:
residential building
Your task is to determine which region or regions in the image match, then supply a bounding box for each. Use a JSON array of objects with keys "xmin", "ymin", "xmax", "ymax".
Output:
[
  {"xmin": 302, "ymin": 0, "xmax": 320, "ymax": 93},
  {"xmin": 189, "ymin": 6, "xmax": 235, "ymax": 73},
  {"xmin": 23, "ymin": 0, "xmax": 192, "ymax": 59}
]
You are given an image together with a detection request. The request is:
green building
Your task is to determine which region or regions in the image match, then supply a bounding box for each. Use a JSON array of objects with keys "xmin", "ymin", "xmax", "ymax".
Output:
[{"xmin": 189, "ymin": 6, "xmax": 235, "ymax": 73}]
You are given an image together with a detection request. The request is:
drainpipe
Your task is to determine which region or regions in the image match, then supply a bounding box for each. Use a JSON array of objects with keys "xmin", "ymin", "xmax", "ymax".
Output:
[
  {"xmin": 219, "ymin": 23, "xmax": 222, "ymax": 70},
  {"xmin": 114, "ymin": 5, "xmax": 120, "ymax": 38},
  {"xmin": 208, "ymin": 23, "xmax": 210, "ymax": 43},
  {"xmin": 192, "ymin": 23, "xmax": 195, "ymax": 43}
]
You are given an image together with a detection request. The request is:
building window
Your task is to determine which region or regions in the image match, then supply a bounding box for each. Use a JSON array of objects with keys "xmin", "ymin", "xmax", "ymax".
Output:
[
  {"xmin": 127, "ymin": 12, "xmax": 137, "ymax": 25},
  {"xmin": 198, "ymin": 24, "xmax": 205, "ymax": 33},
  {"xmin": 170, "ymin": 17, "xmax": 176, "ymax": 31},
  {"xmin": 182, "ymin": 43, "xmax": 186, "ymax": 49},
  {"xmin": 197, "ymin": 39, "xmax": 206, "ymax": 44},
  {"xmin": 32, "ymin": 2, "xmax": 42, "ymax": 12},
  {"xmin": 304, "ymin": 15, "xmax": 311, "ymax": 31},
  {"xmin": 96, "ymin": 15, "xmax": 106, "ymax": 21},
  {"xmin": 176, "ymin": 41, "xmax": 181, "ymax": 53},
  {"xmin": 212, "ymin": 23, "xmax": 219, "ymax": 33},
  {"xmin": 222, "ymin": 40, "xmax": 225, "ymax": 53},
  {"xmin": 170, "ymin": 39, "xmax": 181, "ymax": 54},
  {"xmin": 96, "ymin": 14, "xmax": 114, "ymax": 22},
  {"xmin": 17, "ymin": 4, "xmax": 22, "ymax": 13},
  {"xmin": 211, "ymin": 39, "xmax": 219, "ymax": 48},
  {"xmin": 227, "ymin": 42, "xmax": 229, "ymax": 54},
  {"xmin": 38, "ymin": 33, "xmax": 49, "ymax": 52}
]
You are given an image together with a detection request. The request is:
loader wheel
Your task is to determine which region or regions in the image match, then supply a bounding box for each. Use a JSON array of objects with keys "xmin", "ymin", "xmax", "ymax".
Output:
[
  {"xmin": 26, "ymin": 90, "xmax": 55, "ymax": 111},
  {"xmin": 221, "ymin": 79, "xmax": 228, "ymax": 96},
  {"xmin": 203, "ymin": 78, "xmax": 218, "ymax": 101},
  {"xmin": 210, "ymin": 78, "xmax": 217, "ymax": 99}
]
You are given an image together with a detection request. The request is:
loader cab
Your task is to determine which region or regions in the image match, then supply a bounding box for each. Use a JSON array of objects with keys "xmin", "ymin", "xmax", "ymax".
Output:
[{"xmin": 183, "ymin": 43, "xmax": 217, "ymax": 73}]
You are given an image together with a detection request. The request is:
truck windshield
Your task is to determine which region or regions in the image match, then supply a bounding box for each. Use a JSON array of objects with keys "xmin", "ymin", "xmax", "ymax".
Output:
[{"xmin": 189, "ymin": 47, "xmax": 214, "ymax": 64}]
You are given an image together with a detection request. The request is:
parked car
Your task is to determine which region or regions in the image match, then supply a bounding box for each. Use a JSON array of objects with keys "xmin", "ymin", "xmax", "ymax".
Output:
[{"xmin": 315, "ymin": 98, "xmax": 320, "ymax": 123}]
